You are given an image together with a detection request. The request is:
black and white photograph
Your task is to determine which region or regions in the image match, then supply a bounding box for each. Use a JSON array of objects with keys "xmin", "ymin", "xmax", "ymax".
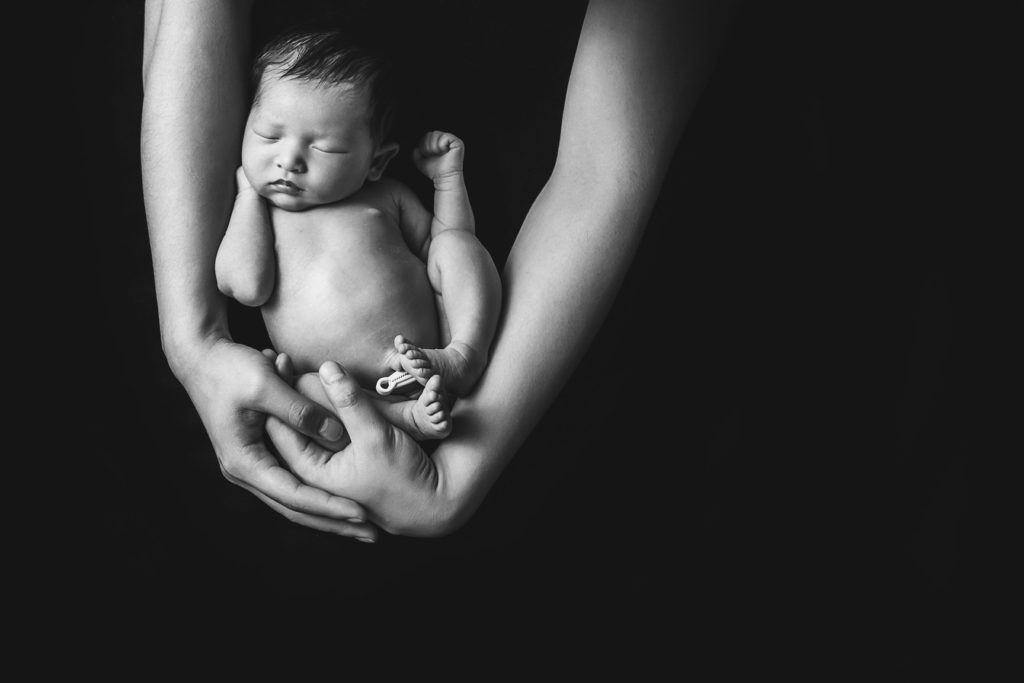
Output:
[{"xmin": 64, "ymin": 0, "xmax": 990, "ymax": 671}]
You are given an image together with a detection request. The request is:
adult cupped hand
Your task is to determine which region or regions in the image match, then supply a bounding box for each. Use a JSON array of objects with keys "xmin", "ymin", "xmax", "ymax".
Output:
[
  {"xmin": 265, "ymin": 358, "xmax": 452, "ymax": 538},
  {"xmin": 174, "ymin": 337, "xmax": 376, "ymax": 540}
]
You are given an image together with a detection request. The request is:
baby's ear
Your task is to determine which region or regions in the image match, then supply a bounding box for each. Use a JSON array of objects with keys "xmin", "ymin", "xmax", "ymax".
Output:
[{"xmin": 368, "ymin": 142, "xmax": 400, "ymax": 181}]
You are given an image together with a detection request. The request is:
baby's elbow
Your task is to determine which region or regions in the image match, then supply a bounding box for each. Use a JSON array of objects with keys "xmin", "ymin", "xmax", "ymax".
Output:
[
  {"xmin": 214, "ymin": 270, "xmax": 236, "ymax": 301},
  {"xmin": 215, "ymin": 263, "xmax": 271, "ymax": 307},
  {"xmin": 214, "ymin": 251, "xmax": 235, "ymax": 296},
  {"xmin": 231, "ymin": 280, "xmax": 272, "ymax": 307}
]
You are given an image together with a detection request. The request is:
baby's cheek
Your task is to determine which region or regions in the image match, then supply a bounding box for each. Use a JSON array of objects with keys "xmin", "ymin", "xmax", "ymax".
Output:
[
  {"xmin": 242, "ymin": 166, "xmax": 259, "ymax": 188},
  {"xmin": 239, "ymin": 144, "xmax": 262, "ymax": 184},
  {"xmin": 323, "ymin": 173, "xmax": 367, "ymax": 204}
]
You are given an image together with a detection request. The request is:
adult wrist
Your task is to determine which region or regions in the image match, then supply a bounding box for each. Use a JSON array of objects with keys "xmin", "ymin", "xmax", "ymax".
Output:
[{"xmin": 160, "ymin": 316, "xmax": 231, "ymax": 379}]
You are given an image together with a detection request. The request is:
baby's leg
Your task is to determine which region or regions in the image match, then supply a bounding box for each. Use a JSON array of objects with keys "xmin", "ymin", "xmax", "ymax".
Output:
[
  {"xmin": 296, "ymin": 372, "xmax": 451, "ymax": 443},
  {"xmin": 375, "ymin": 375, "xmax": 451, "ymax": 441},
  {"xmin": 393, "ymin": 230, "xmax": 500, "ymax": 396}
]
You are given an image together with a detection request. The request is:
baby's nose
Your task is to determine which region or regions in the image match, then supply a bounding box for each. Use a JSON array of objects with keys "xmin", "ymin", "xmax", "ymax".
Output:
[{"xmin": 276, "ymin": 147, "xmax": 306, "ymax": 173}]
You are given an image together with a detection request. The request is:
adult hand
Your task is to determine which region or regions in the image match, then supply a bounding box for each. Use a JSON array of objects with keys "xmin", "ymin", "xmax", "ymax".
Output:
[
  {"xmin": 265, "ymin": 361, "xmax": 452, "ymax": 537},
  {"xmin": 174, "ymin": 337, "xmax": 377, "ymax": 540}
]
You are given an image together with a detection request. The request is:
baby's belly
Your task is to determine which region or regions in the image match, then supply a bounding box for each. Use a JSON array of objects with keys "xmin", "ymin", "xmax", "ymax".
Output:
[{"xmin": 262, "ymin": 213, "xmax": 438, "ymax": 389}]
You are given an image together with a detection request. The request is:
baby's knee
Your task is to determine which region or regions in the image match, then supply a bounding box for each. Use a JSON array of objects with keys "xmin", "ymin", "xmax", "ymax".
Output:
[
  {"xmin": 431, "ymin": 228, "xmax": 479, "ymax": 252},
  {"xmin": 427, "ymin": 229, "xmax": 489, "ymax": 270}
]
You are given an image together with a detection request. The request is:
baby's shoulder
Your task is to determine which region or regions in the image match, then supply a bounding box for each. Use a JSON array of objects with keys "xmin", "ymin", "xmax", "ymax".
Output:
[
  {"xmin": 362, "ymin": 177, "xmax": 414, "ymax": 205},
  {"xmin": 324, "ymin": 178, "xmax": 410, "ymax": 223}
]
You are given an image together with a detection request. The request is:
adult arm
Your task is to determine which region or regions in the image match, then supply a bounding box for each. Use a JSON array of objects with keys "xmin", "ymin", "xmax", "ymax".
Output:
[
  {"xmin": 141, "ymin": 0, "xmax": 375, "ymax": 539},
  {"xmin": 427, "ymin": 0, "xmax": 735, "ymax": 531},
  {"xmin": 266, "ymin": 0, "xmax": 734, "ymax": 536}
]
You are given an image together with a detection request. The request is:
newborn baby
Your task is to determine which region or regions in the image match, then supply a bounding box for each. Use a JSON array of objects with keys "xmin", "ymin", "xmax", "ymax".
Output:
[{"xmin": 215, "ymin": 29, "xmax": 500, "ymax": 442}]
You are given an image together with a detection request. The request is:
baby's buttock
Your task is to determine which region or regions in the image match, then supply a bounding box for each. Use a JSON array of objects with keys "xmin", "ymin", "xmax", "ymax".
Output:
[{"xmin": 262, "ymin": 209, "xmax": 439, "ymax": 389}]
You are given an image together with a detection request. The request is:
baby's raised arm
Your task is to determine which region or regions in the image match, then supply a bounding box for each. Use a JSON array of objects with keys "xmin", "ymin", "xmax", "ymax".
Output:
[
  {"xmin": 214, "ymin": 167, "xmax": 276, "ymax": 306},
  {"xmin": 413, "ymin": 131, "xmax": 475, "ymax": 238}
]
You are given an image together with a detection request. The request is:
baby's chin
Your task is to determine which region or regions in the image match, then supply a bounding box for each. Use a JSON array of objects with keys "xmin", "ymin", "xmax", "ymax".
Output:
[{"xmin": 262, "ymin": 191, "xmax": 320, "ymax": 212}]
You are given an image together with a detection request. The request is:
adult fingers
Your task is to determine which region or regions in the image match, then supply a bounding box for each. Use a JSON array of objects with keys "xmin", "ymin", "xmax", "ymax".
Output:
[
  {"xmin": 242, "ymin": 485, "xmax": 378, "ymax": 542},
  {"xmin": 256, "ymin": 373, "xmax": 346, "ymax": 443},
  {"xmin": 318, "ymin": 361, "xmax": 389, "ymax": 448},
  {"xmin": 265, "ymin": 415, "xmax": 333, "ymax": 483},
  {"xmin": 274, "ymin": 352, "xmax": 295, "ymax": 382},
  {"xmin": 223, "ymin": 440, "xmax": 366, "ymax": 522}
]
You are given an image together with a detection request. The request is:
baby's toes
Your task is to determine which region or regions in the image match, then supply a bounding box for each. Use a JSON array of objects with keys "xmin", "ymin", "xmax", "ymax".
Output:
[
  {"xmin": 420, "ymin": 382, "xmax": 440, "ymax": 405},
  {"xmin": 402, "ymin": 354, "xmax": 431, "ymax": 377}
]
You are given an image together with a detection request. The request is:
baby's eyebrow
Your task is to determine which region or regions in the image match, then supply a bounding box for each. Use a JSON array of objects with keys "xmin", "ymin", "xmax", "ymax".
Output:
[
  {"xmin": 250, "ymin": 117, "xmax": 286, "ymax": 134},
  {"xmin": 251, "ymin": 110, "xmax": 278, "ymax": 124}
]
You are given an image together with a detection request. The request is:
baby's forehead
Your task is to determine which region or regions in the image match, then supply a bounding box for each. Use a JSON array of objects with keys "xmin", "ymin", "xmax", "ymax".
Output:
[
  {"xmin": 250, "ymin": 74, "xmax": 373, "ymax": 132},
  {"xmin": 256, "ymin": 69, "xmax": 366, "ymax": 104}
]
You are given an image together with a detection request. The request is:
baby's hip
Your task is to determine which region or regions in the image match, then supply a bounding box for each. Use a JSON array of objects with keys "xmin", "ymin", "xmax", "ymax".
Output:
[{"xmin": 263, "ymin": 305, "xmax": 438, "ymax": 389}]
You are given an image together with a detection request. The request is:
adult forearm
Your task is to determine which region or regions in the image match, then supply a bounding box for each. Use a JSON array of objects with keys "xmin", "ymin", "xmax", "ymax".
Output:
[
  {"xmin": 140, "ymin": 0, "xmax": 253, "ymax": 371},
  {"xmin": 431, "ymin": 172, "xmax": 654, "ymax": 527},
  {"xmin": 430, "ymin": 0, "xmax": 734, "ymax": 528}
]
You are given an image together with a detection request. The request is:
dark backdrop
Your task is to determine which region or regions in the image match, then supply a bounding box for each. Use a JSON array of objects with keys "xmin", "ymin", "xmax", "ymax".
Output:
[{"xmin": 68, "ymin": 0, "xmax": 980, "ymax": 670}]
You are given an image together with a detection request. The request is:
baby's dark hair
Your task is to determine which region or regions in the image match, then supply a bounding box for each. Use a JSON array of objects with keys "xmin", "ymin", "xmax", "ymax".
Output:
[{"xmin": 252, "ymin": 29, "xmax": 396, "ymax": 143}]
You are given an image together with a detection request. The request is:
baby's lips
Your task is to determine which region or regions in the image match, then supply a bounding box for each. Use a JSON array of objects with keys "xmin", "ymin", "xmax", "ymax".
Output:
[{"xmin": 267, "ymin": 179, "xmax": 304, "ymax": 195}]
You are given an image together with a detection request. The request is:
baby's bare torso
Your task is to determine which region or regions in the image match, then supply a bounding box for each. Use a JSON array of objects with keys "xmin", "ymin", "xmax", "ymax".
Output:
[{"xmin": 262, "ymin": 183, "xmax": 438, "ymax": 389}]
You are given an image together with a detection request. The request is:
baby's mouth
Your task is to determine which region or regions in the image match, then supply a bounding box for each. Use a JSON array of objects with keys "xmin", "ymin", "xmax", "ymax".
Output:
[{"xmin": 270, "ymin": 179, "xmax": 303, "ymax": 192}]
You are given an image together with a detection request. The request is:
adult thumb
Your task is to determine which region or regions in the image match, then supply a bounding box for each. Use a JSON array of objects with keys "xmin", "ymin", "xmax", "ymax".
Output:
[{"xmin": 318, "ymin": 361, "xmax": 388, "ymax": 447}]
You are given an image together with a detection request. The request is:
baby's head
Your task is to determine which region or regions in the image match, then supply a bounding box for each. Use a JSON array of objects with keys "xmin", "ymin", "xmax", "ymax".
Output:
[{"xmin": 241, "ymin": 30, "xmax": 398, "ymax": 211}]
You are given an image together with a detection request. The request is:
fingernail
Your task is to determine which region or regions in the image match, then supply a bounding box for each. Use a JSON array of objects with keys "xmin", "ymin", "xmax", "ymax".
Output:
[
  {"xmin": 346, "ymin": 517, "xmax": 364, "ymax": 524},
  {"xmin": 356, "ymin": 536, "xmax": 376, "ymax": 544},
  {"xmin": 319, "ymin": 418, "xmax": 344, "ymax": 441},
  {"xmin": 320, "ymin": 361, "xmax": 344, "ymax": 384}
]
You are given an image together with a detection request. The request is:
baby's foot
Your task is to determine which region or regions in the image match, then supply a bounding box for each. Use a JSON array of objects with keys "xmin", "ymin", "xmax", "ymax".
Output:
[
  {"xmin": 402, "ymin": 374, "xmax": 451, "ymax": 440},
  {"xmin": 391, "ymin": 334, "xmax": 435, "ymax": 385},
  {"xmin": 393, "ymin": 335, "xmax": 484, "ymax": 397}
]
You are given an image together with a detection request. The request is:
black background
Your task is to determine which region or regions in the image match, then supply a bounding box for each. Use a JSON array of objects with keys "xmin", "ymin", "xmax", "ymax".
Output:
[{"xmin": 62, "ymin": 0, "xmax": 989, "ymax": 671}]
